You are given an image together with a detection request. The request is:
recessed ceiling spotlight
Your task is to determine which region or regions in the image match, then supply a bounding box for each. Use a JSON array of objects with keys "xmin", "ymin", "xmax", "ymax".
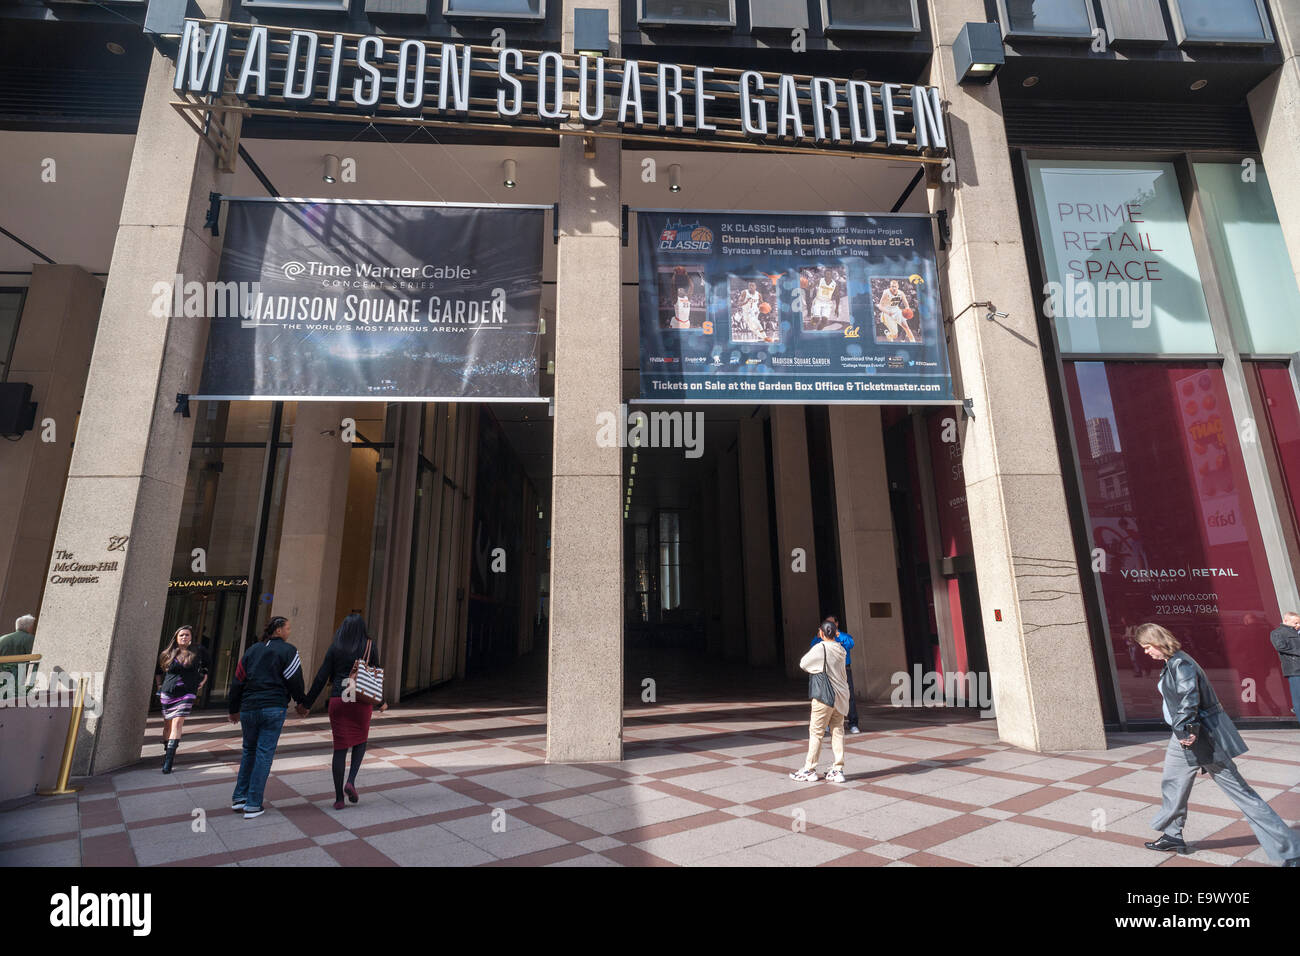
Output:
[
  {"xmin": 1190, "ymin": 79, "xmax": 1208, "ymax": 91},
  {"xmin": 106, "ymin": 42, "xmax": 126, "ymax": 55},
  {"xmin": 1022, "ymin": 75, "xmax": 1039, "ymax": 88}
]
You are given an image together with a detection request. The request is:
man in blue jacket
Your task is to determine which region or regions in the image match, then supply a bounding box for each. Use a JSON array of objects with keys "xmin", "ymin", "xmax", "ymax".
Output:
[{"xmin": 811, "ymin": 615, "xmax": 859, "ymax": 734}]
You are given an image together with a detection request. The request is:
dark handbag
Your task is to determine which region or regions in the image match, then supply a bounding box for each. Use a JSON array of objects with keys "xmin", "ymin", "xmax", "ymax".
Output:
[{"xmin": 808, "ymin": 644, "xmax": 835, "ymax": 707}]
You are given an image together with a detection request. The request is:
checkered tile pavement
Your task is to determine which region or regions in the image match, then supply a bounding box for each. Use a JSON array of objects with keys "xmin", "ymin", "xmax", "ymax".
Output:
[{"xmin": 2, "ymin": 673, "xmax": 1298, "ymax": 867}]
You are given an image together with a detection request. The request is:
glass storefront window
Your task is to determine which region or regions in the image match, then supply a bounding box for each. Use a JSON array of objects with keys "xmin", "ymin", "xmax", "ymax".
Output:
[
  {"xmin": 1028, "ymin": 159, "xmax": 1217, "ymax": 355},
  {"xmin": 164, "ymin": 401, "xmax": 292, "ymax": 707},
  {"xmin": 1171, "ymin": 0, "xmax": 1273, "ymax": 45},
  {"xmin": 1063, "ymin": 361, "xmax": 1287, "ymax": 721},
  {"xmin": 998, "ymin": 0, "xmax": 1096, "ymax": 38},
  {"xmin": 1194, "ymin": 162, "xmax": 1300, "ymax": 356},
  {"xmin": 822, "ymin": 0, "xmax": 919, "ymax": 31},
  {"xmin": 640, "ymin": 0, "xmax": 735, "ymax": 25},
  {"xmin": 444, "ymin": 0, "xmax": 544, "ymax": 17},
  {"xmin": 1247, "ymin": 361, "xmax": 1300, "ymax": 575}
]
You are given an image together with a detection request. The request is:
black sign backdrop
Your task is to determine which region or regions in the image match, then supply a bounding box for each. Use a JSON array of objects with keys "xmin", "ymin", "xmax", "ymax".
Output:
[{"xmin": 197, "ymin": 200, "xmax": 545, "ymax": 400}]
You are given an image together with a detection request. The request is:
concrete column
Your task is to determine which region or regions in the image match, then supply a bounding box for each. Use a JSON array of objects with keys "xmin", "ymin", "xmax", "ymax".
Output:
[
  {"xmin": 737, "ymin": 414, "xmax": 776, "ymax": 666},
  {"xmin": 0, "ymin": 265, "xmax": 102, "ymax": 629},
  {"xmin": 31, "ymin": 41, "xmax": 232, "ymax": 772},
  {"xmin": 270, "ymin": 402, "xmax": 352, "ymax": 686},
  {"xmin": 547, "ymin": 0, "xmax": 623, "ymax": 762},
  {"xmin": 925, "ymin": 0, "xmax": 1106, "ymax": 751},
  {"xmin": 828, "ymin": 405, "xmax": 908, "ymax": 702},
  {"xmin": 769, "ymin": 405, "xmax": 821, "ymax": 677},
  {"xmin": 716, "ymin": 441, "xmax": 746, "ymax": 661},
  {"xmin": 1250, "ymin": 0, "xmax": 1300, "ymax": 296}
]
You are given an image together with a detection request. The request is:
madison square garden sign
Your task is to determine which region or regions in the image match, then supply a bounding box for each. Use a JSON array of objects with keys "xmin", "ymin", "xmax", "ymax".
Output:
[{"xmin": 173, "ymin": 20, "xmax": 953, "ymax": 403}]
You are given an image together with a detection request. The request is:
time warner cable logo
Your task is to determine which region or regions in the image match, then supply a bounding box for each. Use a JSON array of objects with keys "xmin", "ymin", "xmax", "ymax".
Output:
[
  {"xmin": 282, "ymin": 260, "xmax": 308, "ymax": 278},
  {"xmin": 50, "ymin": 886, "xmax": 151, "ymax": 936}
]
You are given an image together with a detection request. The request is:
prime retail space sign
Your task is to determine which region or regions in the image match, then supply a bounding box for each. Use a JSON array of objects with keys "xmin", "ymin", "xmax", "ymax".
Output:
[
  {"xmin": 169, "ymin": 20, "xmax": 948, "ymax": 163},
  {"xmin": 636, "ymin": 210, "xmax": 953, "ymax": 403},
  {"xmin": 195, "ymin": 199, "xmax": 545, "ymax": 401}
]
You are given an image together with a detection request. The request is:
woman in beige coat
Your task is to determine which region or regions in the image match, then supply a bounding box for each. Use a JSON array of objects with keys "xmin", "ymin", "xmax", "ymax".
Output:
[{"xmin": 791, "ymin": 621, "xmax": 850, "ymax": 783}]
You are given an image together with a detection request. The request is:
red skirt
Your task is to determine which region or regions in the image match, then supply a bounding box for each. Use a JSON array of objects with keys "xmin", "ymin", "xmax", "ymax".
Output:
[{"xmin": 328, "ymin": 697, "xmax": 373, "ymax": 749}]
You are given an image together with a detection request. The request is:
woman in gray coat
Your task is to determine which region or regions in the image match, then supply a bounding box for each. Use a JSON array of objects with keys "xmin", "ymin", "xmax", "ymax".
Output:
[{"xmin": 1135, "ymin": 623, "xmax": 1300, "ymax": 865}]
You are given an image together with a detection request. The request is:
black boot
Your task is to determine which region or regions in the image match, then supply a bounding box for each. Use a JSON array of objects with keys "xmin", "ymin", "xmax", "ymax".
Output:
[
  {"xmin": 1143, "ymin": 834, "xmax": 1189, "ymax": 854},
  {"xmin": 161, "ymin": 740, "xmax": 178, "ymax": 774}
]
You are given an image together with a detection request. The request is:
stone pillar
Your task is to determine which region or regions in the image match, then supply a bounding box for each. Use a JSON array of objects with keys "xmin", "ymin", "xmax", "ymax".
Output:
[
  {"xmin": 715, "ymin": 440, "xmax": 746, "ymax": 661},
  {"xmin": 828, "ymin": 405, "xmax": 908, "ymax": 702},
  {"xmin": 0, "ymin": 265, "xmax": 102, "ymax": 629},
  {"xmin": 769, "ymin": 405, "xmax": 821, "ymax": 677},
  {"xmin": 270, "ymin": 402, "xmax": 352, "ymax": 687},
  {"xmin": 737, "ymin": 414, "xmax": 776, "ymax": 666},
  {"xmin": 31, "ymin": 43, "xmax": 231, "ymax": 773},
  {"xmin": 925, "ymin": 0, "xmax": 1106, "ymax": 751},
  {"xmin": 547, "ymin": 0, "xmax": 623, "ymax": 762},
  {"xmin": 1250, "ymin": 1, "xmax": 1300, "ymax": 296}
]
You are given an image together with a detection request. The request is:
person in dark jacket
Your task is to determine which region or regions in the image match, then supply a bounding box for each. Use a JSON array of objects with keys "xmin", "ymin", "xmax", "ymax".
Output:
[
  {"xmin": 1269, "ymin": 611, "xmax": 1300, "ymax": 726},
  {"xmin": 154, "ymin": 624, "xmax": 209, "ymax": 773},
  {"xmin": 227, "ymin": 616, "xmax": 307, "ymax": 819},
  {"xmin": 302, "ymin": 614, "xmax": 388, "ymax": 810},
  {"xmin": 1136, "ymin": 623, "xmax": 1300, "ymax": 865}
]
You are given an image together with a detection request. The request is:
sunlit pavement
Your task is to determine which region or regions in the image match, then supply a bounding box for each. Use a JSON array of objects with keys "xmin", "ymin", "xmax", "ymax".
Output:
[{"xmin": 3, "ymin": 672, "xmax": 1298, "ymax": 867}]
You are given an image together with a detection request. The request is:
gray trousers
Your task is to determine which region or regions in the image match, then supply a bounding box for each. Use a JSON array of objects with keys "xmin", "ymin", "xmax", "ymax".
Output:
[{"xmin": 1152, "ymin": 734, "xmax": 1300, "ymax": 863}]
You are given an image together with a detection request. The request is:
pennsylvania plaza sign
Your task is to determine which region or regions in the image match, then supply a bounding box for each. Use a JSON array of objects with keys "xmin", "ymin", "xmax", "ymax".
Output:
[{"xmin": 170, "ymin": 20, "xmax": 949, "ymax": 162}]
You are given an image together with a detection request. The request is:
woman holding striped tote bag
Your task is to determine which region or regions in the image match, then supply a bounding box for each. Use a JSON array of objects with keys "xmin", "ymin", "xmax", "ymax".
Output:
[{"xmin": 302, "ymin": 614, "xmax": 388, "ymax": 810}]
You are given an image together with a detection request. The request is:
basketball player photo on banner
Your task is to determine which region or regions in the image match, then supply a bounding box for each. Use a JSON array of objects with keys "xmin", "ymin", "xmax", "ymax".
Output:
[
  {"xmin": 658, "ymin": 266, "xmax": 708, "ymax": 332},
  {"xmin": 636, "ymin": 210, "xmax": 953, "ymax": 402},
  {"xmin": 871, "ymin": 276, "xmax": 922, "ymax": 344},
  {"xmin": 729, "ymin": 275, "xmax": 780, "ymax": 343},
  {"xmin": 800, "ymin": 266, "xmax": 851, "ymax": 333}
]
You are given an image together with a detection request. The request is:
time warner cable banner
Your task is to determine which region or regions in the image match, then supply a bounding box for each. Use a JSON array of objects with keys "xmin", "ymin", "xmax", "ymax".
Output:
[
  {"xmin": 636, "ymin": 210, "xmax": 954, "ymax": 402},
  {"xmin": 197, "ymin": 200, "xmax": 545, "ymax": 400}
]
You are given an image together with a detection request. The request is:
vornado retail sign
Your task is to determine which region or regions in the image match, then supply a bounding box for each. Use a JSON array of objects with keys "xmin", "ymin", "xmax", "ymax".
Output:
[{"xmin": 170, "ymin": 20, "xmax": 948, "ymax": 161}]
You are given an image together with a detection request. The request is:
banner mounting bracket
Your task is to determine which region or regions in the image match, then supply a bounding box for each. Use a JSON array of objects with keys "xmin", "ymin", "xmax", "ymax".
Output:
[
  {"xmin": 962, "ymin": 397, "xmax": 975, "ymax": 420},
  {"xmin": 204, "ymin": 192, "xmax": 222, "ymax": 237},
  {"xmin": 553, "ymin": 203, "xmax": 560, "ymax": 244},
  {"xmin": 621, "ymin": 205, "xmax": 629, "ymax": 247}
]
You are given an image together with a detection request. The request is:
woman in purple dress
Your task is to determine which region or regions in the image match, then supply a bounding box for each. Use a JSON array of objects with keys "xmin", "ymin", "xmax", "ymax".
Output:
[{"xmin": 154, "ymin": 624, "xmax": 209, "ymax": 774}]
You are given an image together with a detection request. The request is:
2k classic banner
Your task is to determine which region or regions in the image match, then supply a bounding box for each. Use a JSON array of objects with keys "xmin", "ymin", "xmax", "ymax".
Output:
[
  {"xmin": 198, "ymin": 200, "xmax": 545, "ymax": 400},
  {"xmin": 636, "ymin": 211, "xmax": 953, "ymax": 402}
]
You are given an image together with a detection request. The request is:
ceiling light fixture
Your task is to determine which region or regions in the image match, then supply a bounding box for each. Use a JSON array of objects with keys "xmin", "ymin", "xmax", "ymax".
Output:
[
  {"xmin": 502, "ymin": 158, "xmax": 518, "ymax": 189},
  {"xmin": 322, "ymin": 154, "xmax": 340, "ymax": 184},
  {"xmin": 668, "ymin": 164, "xmax": 682, "ymax": 193}
]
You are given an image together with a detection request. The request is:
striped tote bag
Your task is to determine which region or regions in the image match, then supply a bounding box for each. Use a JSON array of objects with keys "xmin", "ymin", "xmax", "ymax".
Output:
[{"xmin": 349, "ymin": 640, "xmax": 384, "ymax": 706}]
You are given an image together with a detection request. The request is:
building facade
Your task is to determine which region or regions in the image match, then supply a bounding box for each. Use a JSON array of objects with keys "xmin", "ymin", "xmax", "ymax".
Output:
[{"xmin": 3, "ymin": 0, "xmax": 1300, "ymax": 774}]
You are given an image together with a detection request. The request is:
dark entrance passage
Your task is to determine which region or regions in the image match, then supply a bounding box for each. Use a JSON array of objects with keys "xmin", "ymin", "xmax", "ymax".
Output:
[{"xmin": 623, "ymin": 404, "xmax": 990, "ymax": 709}]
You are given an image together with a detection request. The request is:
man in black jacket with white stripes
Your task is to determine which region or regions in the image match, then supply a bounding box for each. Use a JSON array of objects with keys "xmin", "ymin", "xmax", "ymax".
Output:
[{"xmin": 228, "ymin": 616, "xmax": 308, "ymax": 819}]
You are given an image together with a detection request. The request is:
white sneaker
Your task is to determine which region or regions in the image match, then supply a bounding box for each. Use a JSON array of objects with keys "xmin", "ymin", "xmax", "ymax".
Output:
[
  {"xmin": 825, "ymin": 769, "xmax": 846, "ymax": 784},
  {"xmin": 230, "ymin": 802, "xmax": 246, "ymax": 812},
  {"xmin": 789, "ymin": 768, "xmax": 820, "ymax": 782},
  {"xmin": 243, "ymin": 807, "xmax": 265, "ymax": 819},
  {"xmin": 849, "ymin": 726, "xmax": 860, "ymax": 734}
]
